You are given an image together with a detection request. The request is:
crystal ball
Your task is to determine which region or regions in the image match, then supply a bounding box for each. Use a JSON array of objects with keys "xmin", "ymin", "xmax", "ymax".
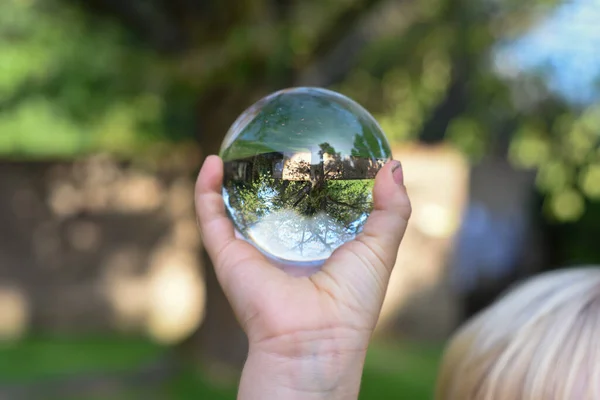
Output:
[{"xmin": 220, "ymin": 87, "xmax": 392, "ymax": 267}]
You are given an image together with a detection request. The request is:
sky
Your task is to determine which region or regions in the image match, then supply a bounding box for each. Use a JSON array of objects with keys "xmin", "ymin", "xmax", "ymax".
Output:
[{"xmin": 496, "ymin": 0, "xmax": 600, "ymax": 104}]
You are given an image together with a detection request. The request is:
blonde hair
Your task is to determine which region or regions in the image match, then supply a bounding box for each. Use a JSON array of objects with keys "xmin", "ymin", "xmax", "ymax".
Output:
[{"xmin": 436, "ymin": 267, "xmax": 600, "ymax": 400}]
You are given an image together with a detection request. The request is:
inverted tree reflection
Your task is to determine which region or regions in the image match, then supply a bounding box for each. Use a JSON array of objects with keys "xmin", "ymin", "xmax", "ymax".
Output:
[{"xmin": 223, "ymin": 143, "xmax": 384, "ymax": 262}]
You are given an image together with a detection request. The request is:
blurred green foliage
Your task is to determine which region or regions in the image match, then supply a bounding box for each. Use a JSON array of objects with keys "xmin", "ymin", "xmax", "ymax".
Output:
[
  {"xmin": 0, "ymin": 0, "xmax": 598, "ymax": 220},
  {"xmin": 0, "ymin": 0, "xmax": 185, "ymax": 158}
]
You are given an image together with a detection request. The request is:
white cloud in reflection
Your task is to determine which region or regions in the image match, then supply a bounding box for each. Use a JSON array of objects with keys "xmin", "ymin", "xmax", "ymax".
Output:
[{"xmin": 247, "ymin": 209, "xmax": 354, "ymax": 263}]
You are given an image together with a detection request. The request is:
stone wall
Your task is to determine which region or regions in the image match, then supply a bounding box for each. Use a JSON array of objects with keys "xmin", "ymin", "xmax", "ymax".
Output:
[
  {"xmin": 0, "ymin": 156, "xmax": 205, "ymax": 344},
  {"xmin": 0, "ymin": 147, "xmax": 475, "ymax": 344}
]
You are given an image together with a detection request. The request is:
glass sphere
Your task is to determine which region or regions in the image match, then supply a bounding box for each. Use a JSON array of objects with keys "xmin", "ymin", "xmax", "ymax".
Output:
[{"xmin": 220, "ymin": 87, "xmax": 392, "ymax": 267}]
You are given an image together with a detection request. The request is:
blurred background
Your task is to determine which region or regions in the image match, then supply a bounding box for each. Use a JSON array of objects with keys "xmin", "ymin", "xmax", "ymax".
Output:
[{"xmin": 0, "ymin": 0, "xmax": 599, "ymax": 398}]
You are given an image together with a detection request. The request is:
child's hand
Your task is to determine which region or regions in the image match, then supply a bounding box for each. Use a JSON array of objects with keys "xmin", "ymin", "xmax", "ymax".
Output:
[{"xmin": 195, "ymin": 155, "xmax": 411, "ymax": 399}]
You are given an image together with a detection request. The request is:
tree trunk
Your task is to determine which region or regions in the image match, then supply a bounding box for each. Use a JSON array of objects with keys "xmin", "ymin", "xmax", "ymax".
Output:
[
  {"xmin": 455, "ymin": 155, "xmax": 542, "ymax": 320},
  {"xmin": 173, "ymin": 0, "xmax": 387, "ymax": 379}
]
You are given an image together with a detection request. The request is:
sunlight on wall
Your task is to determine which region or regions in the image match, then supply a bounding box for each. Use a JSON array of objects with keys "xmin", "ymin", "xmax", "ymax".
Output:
[
  {"xmin": 105, "ymin": 243, "xmax": 206, "ymax": 344},
  {"xmin": 47, "ymin": 155, "xmax": 165, "ymax": 218},
  {"xmin": 415, "ymin": 203, "xmax": 460, "ymax": 239},
  {"xmin": 113, "ymin": 174, "xmax": 164, "ymax": 213},
  {"xmin": 104, "ymin": 247, "xmax": 148, "ymax": 330},
  {"xmin": 144, "ymin": 179, "xmax": 205, "ymax": 344},
  {"xmin": 0, "ymin": 286, "xmax": 29, "ymax": 340},
  {"xmin": 146, "ymin": 246, "xmax": 205, "ymax": 344},
  {"xmin": 107, "ymin": 277, "xmax": 149, "ymax": 331},
  {"xmin": 103, "ymin": 176, "xmax": 205, "ymax": 344},
  {"xmin": 48, "ymin": 181, "xmax": 82, "ymax": 218}
]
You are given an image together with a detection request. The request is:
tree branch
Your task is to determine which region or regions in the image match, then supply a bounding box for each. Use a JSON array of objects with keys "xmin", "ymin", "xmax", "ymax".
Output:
[
  {"xmin": 311, "ymin": 0, "xmax": 385, "ymax": 63},
  {"xmin": 295, "ymin": 0, "xmax": 390, "ymax": 86},
  {"xmin": 326, "ymin": 196, "xmax": 363, "ymax": 211},
  {"xmin": 417, "ymin": 68, "xmax": 469, "ymax": 144},
  {"xmin": 417, "ymin": 0, "xmax": 474, "ymax": 144},
  {"xmin": 69, "ymin": 0, "xmax": 187, "ymax": 53}
]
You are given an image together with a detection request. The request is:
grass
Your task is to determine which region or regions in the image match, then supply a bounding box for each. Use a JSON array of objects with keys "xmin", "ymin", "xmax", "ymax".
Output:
[
  {"xmin": 0, "ymin": 336, "xmax": 159, "ymax": 382},
  {"xmin": 0, "ymin": 335, "xmax": 442, "ymax": 399},
  {"xmin": 360, "ymin": 340, "xmax": 443, "ymax": 399}
]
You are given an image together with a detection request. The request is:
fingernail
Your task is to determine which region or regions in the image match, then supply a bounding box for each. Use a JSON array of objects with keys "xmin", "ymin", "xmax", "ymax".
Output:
[{"xmin": 391, "ymin": 161, "xmax": 403, "ymax": 185}]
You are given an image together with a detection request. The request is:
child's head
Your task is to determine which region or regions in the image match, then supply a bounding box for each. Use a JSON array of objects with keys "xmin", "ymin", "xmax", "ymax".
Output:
[{"xmin": 436, "ymin": 267, "xmax": 600, "ymax": 400}]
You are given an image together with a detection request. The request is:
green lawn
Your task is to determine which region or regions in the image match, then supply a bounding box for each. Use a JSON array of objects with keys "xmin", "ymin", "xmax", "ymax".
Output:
[{"xmin": 0, "ymin": 336, "xmax": 441, "ymax": 399}]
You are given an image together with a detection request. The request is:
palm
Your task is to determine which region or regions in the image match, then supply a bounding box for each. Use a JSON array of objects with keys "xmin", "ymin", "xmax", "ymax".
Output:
[
  {"xmin": 196, "ymin": 155, "xmax": 410, "ymax": 356},
  {"xmin": 207, "ymin": 234, "xmax": 380, "ymax": 352}
]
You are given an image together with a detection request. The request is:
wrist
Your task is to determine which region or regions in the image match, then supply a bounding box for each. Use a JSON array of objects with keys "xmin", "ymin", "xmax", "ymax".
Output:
[
  {"xmin": 239, "ymin": 347, "xmax": 367, "ymax": 400},
  {"xmin": 238, "ymin": 328, "xmax": 369, "ymax": 400}
]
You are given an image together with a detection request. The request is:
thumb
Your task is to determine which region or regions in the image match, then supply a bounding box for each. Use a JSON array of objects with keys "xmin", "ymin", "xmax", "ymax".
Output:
[
  {"xmin": 358, "ymin": 160, "xmax": 411, "ymax": 271},
  {"xmin": 320, "ymin": 160, "xmax": 411, "ymax": 311}
]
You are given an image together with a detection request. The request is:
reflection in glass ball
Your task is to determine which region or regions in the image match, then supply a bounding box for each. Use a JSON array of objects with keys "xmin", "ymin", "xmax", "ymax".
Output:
[{"xmin": 220, "ymin": 87, "xmax": 392, "ymax": 267}]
